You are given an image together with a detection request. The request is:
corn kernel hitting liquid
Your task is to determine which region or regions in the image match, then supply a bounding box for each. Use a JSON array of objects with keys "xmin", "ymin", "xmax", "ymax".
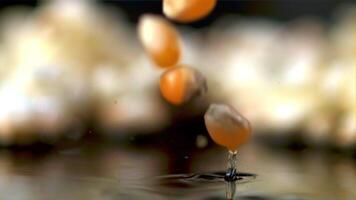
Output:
[{"xmin": 204, "ymin": 103, "xmax": 251, "ymax": 151}]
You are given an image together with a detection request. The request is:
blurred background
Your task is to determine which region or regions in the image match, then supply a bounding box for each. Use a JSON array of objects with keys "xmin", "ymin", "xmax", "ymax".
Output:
[{"xmin": 0, "ymin": 0, "xmax": 354, "ymax": 199}]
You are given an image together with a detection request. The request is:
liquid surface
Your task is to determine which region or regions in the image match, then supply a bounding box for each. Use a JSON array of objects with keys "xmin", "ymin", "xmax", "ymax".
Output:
[
  {"xmin": 156, "ymin": 171, "xmax": 256, "ymax": 185},
  {"xmin": 0, "ymin": 134, "xmax": 354, "ymax": 200}
]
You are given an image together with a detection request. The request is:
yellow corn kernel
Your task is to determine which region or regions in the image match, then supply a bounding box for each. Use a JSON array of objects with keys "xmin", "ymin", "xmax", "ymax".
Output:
[
  {"xmin": 159, "ymin": 65, "xmax": 207, "ymax": 105},
  {"xmin": 163, "ymin": 0, "xmax": 217, "ymax": 23},
  {"xmin": 204, "ymin": 103, "xmax": 251, "ymax": 151},
  {"xmin": 138, "ymin": 14, "xmax": 181, "ymax": 68}
]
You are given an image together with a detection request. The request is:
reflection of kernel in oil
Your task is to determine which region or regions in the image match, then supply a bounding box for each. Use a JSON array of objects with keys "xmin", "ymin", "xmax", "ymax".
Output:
[
  {"xmin": 138, "ymin": 14, "xmax": 181, "ymax": 68},
  {"xmin": 159, "ymin": 65, "xmax": 207, "ymax": 105}
]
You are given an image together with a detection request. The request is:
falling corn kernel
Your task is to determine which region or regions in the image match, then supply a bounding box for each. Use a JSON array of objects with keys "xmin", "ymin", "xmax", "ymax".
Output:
[
  {"xmin": 204, "ymin": 103, "xmax": 251, "ymax": 151},
  {"xmin": 163, "ymin": 0, "xmax": 217, "ymax": 23},
  {"xmin": 138, "ymin": 14, "xmax": 181, "ymax": 68},
  {"xmin": 159, "ymin": 65, "xmax": 207, "ymax": 105}
]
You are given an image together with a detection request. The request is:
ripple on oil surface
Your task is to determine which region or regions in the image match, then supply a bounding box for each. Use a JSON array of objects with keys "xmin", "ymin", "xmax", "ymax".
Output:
[{"xmin": 155, "ymin": 171, "xmax": 257, "ymax": 187}]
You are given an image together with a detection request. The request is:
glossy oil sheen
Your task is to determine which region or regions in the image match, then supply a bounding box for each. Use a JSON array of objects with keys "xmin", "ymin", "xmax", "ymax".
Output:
[{"xmin": 0, "ymin": 138, "xmax": 353, "ymax": 200}]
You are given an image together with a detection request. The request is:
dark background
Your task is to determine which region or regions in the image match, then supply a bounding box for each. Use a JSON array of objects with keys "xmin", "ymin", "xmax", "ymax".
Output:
[{"xmin": 0, "ymin": 0, "xmax": 354, "ymax": 26}]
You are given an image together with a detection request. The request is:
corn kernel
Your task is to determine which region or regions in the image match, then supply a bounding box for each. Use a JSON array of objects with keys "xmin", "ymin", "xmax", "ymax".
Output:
[
  {"xmin": 159, "ymin": 65, "xmax": 207, "ymax": 105},
  {"xmin": 138, "ymin": 14, "xmax": 181, "ymax": 68},
  {"xmin": 204, "ymin": 103, "xmax": 251, "ymax": 151},
  {"xmin": 163, "ymin": 0, "xmax": 217, "ymax": 22}
]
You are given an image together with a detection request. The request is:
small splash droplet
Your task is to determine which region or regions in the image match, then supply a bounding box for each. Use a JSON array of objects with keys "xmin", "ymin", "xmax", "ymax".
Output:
[{"xmin": 224, "ymin": 168, "xmax": 238, "ymax": 182}]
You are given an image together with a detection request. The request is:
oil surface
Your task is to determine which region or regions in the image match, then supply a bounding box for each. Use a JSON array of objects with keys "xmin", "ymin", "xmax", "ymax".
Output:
[{"xmin": 0, "ymin": 135, "xmax": 354, "ymax": 200}]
